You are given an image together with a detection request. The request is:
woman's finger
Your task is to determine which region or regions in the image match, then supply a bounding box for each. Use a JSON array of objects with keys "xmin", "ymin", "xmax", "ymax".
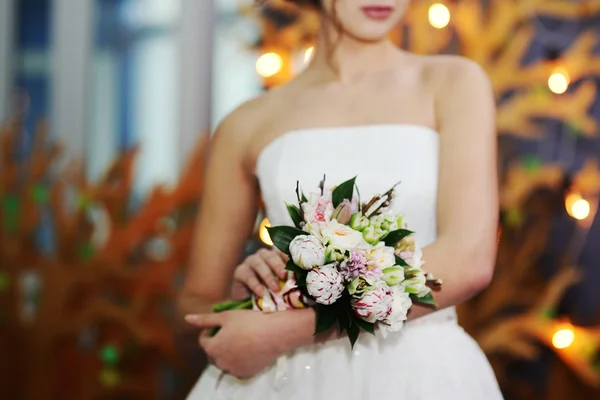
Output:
[
  {"xmin": 265, "ymin": 251, "xmax": 288, "ymax": 280},
  {"xmin": 185, "ymin": 313, "xmax": 223, "ymax": 329},
  {"xmin": 249, "ymin": 252, "xmax": 280, "ymax": 292},
  {"xmin": 233, "ymin": 263, "xmax": 264, "ymax": 297}
]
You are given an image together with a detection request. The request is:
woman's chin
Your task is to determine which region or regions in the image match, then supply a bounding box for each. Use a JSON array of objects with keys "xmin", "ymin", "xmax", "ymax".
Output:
[{"xmin": 345, "ymin": 25, "xmax": 396, "ymax": 43}]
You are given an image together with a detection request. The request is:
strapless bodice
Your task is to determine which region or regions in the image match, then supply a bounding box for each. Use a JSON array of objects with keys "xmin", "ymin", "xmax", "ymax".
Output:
[{"xmin": 256, "ymin": 124, "xmax": 440, "ymax": 250}]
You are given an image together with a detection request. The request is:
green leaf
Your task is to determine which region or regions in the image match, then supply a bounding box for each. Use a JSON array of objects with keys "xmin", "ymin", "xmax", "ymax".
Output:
[
  {"xmin": 384, "ymin": 229, "xmax": 413, "ymax": 247},
  {"xmin": 212, "ymin": 298, "xmax": 253, "ymax": 313},
  {"xmin": 285, "ymin": 260, "xmax": 307, "ymax": 286},
  {"xmin": 332, "ymin": 176, "xmax": 356, "ymax": 208},
  {"xmin": 285, "ymin": 203, "xmax": 303, "ymax": 228},
  {"xmin": 301, "ymin": 192, "xmax": 308, "ymax": 203},
  {"xmin": 354, "ymin": 317, "xmax": 375, "ymax": 335},
  {"xmin": 411, "ymin": 292, "xmax": 437, "ymax": 308},
  {"xmin": 347, "ymin": 323, "xmax": 360, "ymax": 349},
  {"xmin": 338, "ymin": 308, "xmax": 351, "ymax": 334},
  {"xmin": 315, "ymin": 304, "xmax": 339, "ymax": 335},
  {"xmin": 266, "ymin": 226, "xmax": 308, "ymax": 255},
  {"xmin": 394, "ymin": 255, "xmax": 409, "ymax": 267}
]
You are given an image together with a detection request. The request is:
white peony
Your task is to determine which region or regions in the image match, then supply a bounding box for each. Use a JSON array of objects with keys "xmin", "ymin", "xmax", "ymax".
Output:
[
  {"xmin": 368, "ymin": 243, "xmax": 396, "ymax": 269},
  {"xmin": 380, "ymin": 286, "xmax": 413, "ymax": 338},
  {"xmin": 289, "ymin": 235, "xmax": 326, "ymax": 270},
  {"xmin": 351, "ymin": 282, "xmax": 393, "ymax": 323},
  {"xmin": 321, "ymin": 219, "xmax": 369, "ymax": 252},
  {"xmin": 306, "ymin": 264, "xmax": 345, "ymax": 305}
]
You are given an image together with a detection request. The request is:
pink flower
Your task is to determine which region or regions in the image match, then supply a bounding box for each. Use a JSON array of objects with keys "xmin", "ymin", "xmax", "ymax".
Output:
[
  {"xmin": 351, "ymin": 282, "xmax": 393, "ymax": 323},
  {"xmin": 302, "ymin": 190, "xmax": 334, "ymax": 230},
  {"xmin": 306, "ymin": 264, "xmax": 345, "ymax": 305},
  {"xmin": 340, "ymin": 249, "xmax": 383, "ymax": 281},
  {"xmin": 395, "ymin": 236, "xmax": 416, "ymax": 264},
  {"xmin": 331, "ymin": 199, "xmax": 357, "ymax": 225}
]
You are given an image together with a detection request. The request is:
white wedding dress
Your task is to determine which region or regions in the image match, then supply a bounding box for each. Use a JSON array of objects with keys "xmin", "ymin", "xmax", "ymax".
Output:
[{"xmin": 187, "ymin": 125, "xmax": 504, "ymax": 399}]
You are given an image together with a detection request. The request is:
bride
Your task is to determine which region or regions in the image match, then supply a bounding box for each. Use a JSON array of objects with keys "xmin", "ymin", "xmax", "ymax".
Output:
[{"xmin": 177, "ymin": 0, "xmax": 503, "ymax": 398}]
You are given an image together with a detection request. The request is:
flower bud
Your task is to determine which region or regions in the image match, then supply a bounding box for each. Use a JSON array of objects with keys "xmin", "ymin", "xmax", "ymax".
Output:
[
  {"xmin": 349, "ymin": 212, "xmax": 369, "ymax": 231},
  {"xmin": 331, "ymin": 199, "xmax": 354, "ymax": 225},
  {"xmin": 382, "ymin": 266, "xmax": 405, "ymax": 286},
  {"xmin": 347, "ymin": 277, "xmax": 373, "ymax": 297},
  {"xmin": 362, "ymin": 225, "xmax": 387, "ymax": 245}
]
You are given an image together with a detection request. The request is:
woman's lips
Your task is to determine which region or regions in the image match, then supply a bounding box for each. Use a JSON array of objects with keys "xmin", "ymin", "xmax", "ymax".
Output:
[{"xmin": 361, "ymin": 6, "xmax": 395, "ymax": 21}]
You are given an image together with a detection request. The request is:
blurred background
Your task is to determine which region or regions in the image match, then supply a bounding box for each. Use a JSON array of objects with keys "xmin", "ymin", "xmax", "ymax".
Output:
[{"xmin": 1, "ymin": 0, "xmax": 599, "ymax": 399}]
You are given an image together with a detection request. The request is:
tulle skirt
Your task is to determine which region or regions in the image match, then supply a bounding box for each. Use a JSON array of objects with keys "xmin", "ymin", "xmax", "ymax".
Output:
[{"xmin": 186, "ymin": 307, "xmax": 504, "ymax": 400}]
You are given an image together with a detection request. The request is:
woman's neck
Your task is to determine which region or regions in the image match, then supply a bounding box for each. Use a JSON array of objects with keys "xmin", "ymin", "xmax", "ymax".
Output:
[{"xmin": 306, "ymin": 23, "xmax": 403, "ymax": 83}]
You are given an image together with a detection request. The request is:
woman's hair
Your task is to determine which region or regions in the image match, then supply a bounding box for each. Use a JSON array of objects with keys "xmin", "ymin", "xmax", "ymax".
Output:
[
  {"xmin": 256, "ymin": 0, "xmax": 321, "ymax": 10},
  {"xmin": 286, "ymin": 0, "xmax": 322, "ymax": 9}
]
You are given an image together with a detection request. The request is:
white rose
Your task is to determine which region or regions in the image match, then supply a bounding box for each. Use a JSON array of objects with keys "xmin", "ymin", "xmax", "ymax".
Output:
[
  {"xmin": 351, "ymin": 282, "xmax": 393, "ymax": 323},
  {"xmin": 368, "ymin": 243, "xmax": 396, "ymax": 269},
  {"xmin": 306, "ymin": 264, "xmax": 345, "ymax": 305},
  {"xmin": 321, "ymin": 219, "xmax": 369, "ymax": 252},
  {"xmin": 289, "ymin": 235, "xmax": 326, "ymax": 270},
  {"xmin": 380, "ymin": 286, "xmax": 413, "ymax": 338}
]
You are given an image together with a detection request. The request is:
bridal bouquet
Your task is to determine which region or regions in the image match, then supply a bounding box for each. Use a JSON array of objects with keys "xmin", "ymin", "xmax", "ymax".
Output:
[{"xmin": 214, "ymin": 176, "xmax": 442, "ymax": 347}]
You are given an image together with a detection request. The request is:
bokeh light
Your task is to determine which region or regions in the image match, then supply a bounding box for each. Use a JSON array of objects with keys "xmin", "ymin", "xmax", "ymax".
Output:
[
  {"xmin": 429, "ymin": 4, "xmax": 451, "ymax": 29},
  {"xmin": 552, "ymin": 328, "xmax": 575, "ymax": 349},
  {"xmin": 571, "ymin": 199, "xmax": 591, "ymax": 220},
  {"xmin": 256, "ymin": 52, "xmax": 283, "ymax": 77},
  {"xmin": 548, "ymin": 67, "xmax": 570, "ymax": 94},
  {"xmin": 304, "ymin": 46, "xmax": 314, "ymax": 63},
  {"xmin": 259, "ymin": 218, "xmax": 273, "ymax": 246}
]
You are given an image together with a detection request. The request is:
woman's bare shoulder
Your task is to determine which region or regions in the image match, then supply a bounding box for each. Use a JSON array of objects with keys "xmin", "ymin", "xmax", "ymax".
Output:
[
  {"xmin": 214, "ymin": 83, "xmax": 298, "ymax": 144},
  {"xmin": 417, "ymin": 54, "xmax": 492, "ymax": 92}
]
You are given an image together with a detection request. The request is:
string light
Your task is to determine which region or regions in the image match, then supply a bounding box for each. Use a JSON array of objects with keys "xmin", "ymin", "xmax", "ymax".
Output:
[
  {"xmin": 552, "ymin": 327, "xmax": 575, "ymax": 349},
  {"xmin": 548, "ymin": 66, "xmax": 570, "ymax": 94},
  {"xmin": 259, "ymin": 218, "xmax": 273, "ymax": 246},
  {"xmin": 428, "ymin": 4, "xmax": 450, "ymax": 29},
  {"xmin": 565, "ymin": 192, "xmax": 590, "ymax": 220},
  {"xmin": 565, "ymin": 192, "xmax": 581, "ymax": 214},
  {"xmin": 256, "ymin": 52, "xmax": 283, "ymax": 77},
  {"xmin": 304, "ymin": 47, "xmax": 314, "ymax": 63},
  {"xmin": 571, "ymin": 199, "xmax": 591, "ymax": 220}
]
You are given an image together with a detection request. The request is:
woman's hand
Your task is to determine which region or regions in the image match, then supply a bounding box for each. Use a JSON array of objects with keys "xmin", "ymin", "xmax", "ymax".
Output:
[
  {"xmin": 231, "ymin": 248, "xmax": 289, "ymax": 300},
  {"xmin": 185, "ymin": 310, "xmax": 287, "ymax": 379}
]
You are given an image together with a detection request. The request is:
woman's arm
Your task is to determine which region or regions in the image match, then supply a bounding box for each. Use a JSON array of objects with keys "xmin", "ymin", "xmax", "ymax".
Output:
[
  {"xmin": 175, "ymin": 101, "xmax": 262, "ymax": 362},
  {"xmin": 408, "ymin": 57, "xmax": 498, "ymax": 319},
  {"xmin": 186, "ymin": 57, "xmax": 498, "ymax": 374}
]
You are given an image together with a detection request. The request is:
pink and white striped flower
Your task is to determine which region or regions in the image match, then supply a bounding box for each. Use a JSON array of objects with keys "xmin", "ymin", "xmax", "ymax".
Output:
[
  {"xmin": 289, "ymin": 235, "xmax": 326, "ymax": 270},
  {"xmin": 351, "ymin": 282, "xmax": 393, "ymax": 323},
  {"xmin": 306, "ymin": 264, "xmax": 344, "ymax": 305}
]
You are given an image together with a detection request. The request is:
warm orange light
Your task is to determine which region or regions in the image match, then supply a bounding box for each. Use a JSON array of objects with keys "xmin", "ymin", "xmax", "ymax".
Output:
[
  {"xmin": 259, "ymin": 218, "xmax": 273, "ymax": 246},
  {"xmin": 571, "ymin": 199, "xmax": 591, "ymax": 220},
  {"xmin": 552, "ymin": 328, "xmax": 575, "ymax": 349},
  {"xmin": 256, "ymin": 52, "xmax": 283, "ymax": 77},
  {"xmin": 428, "ymin": 4, "xmax": 450, "ymax": 29},
  {"xmin": 548, "ymin": 67, "xmax": 570, "ymax": 94},
  {"xmin": 566, "ymin": 192, "xmax": 591, "ymax": 220},
  {"xmin": 304, "ymin": 47, "xmax": 314, "ymax": 63}
]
